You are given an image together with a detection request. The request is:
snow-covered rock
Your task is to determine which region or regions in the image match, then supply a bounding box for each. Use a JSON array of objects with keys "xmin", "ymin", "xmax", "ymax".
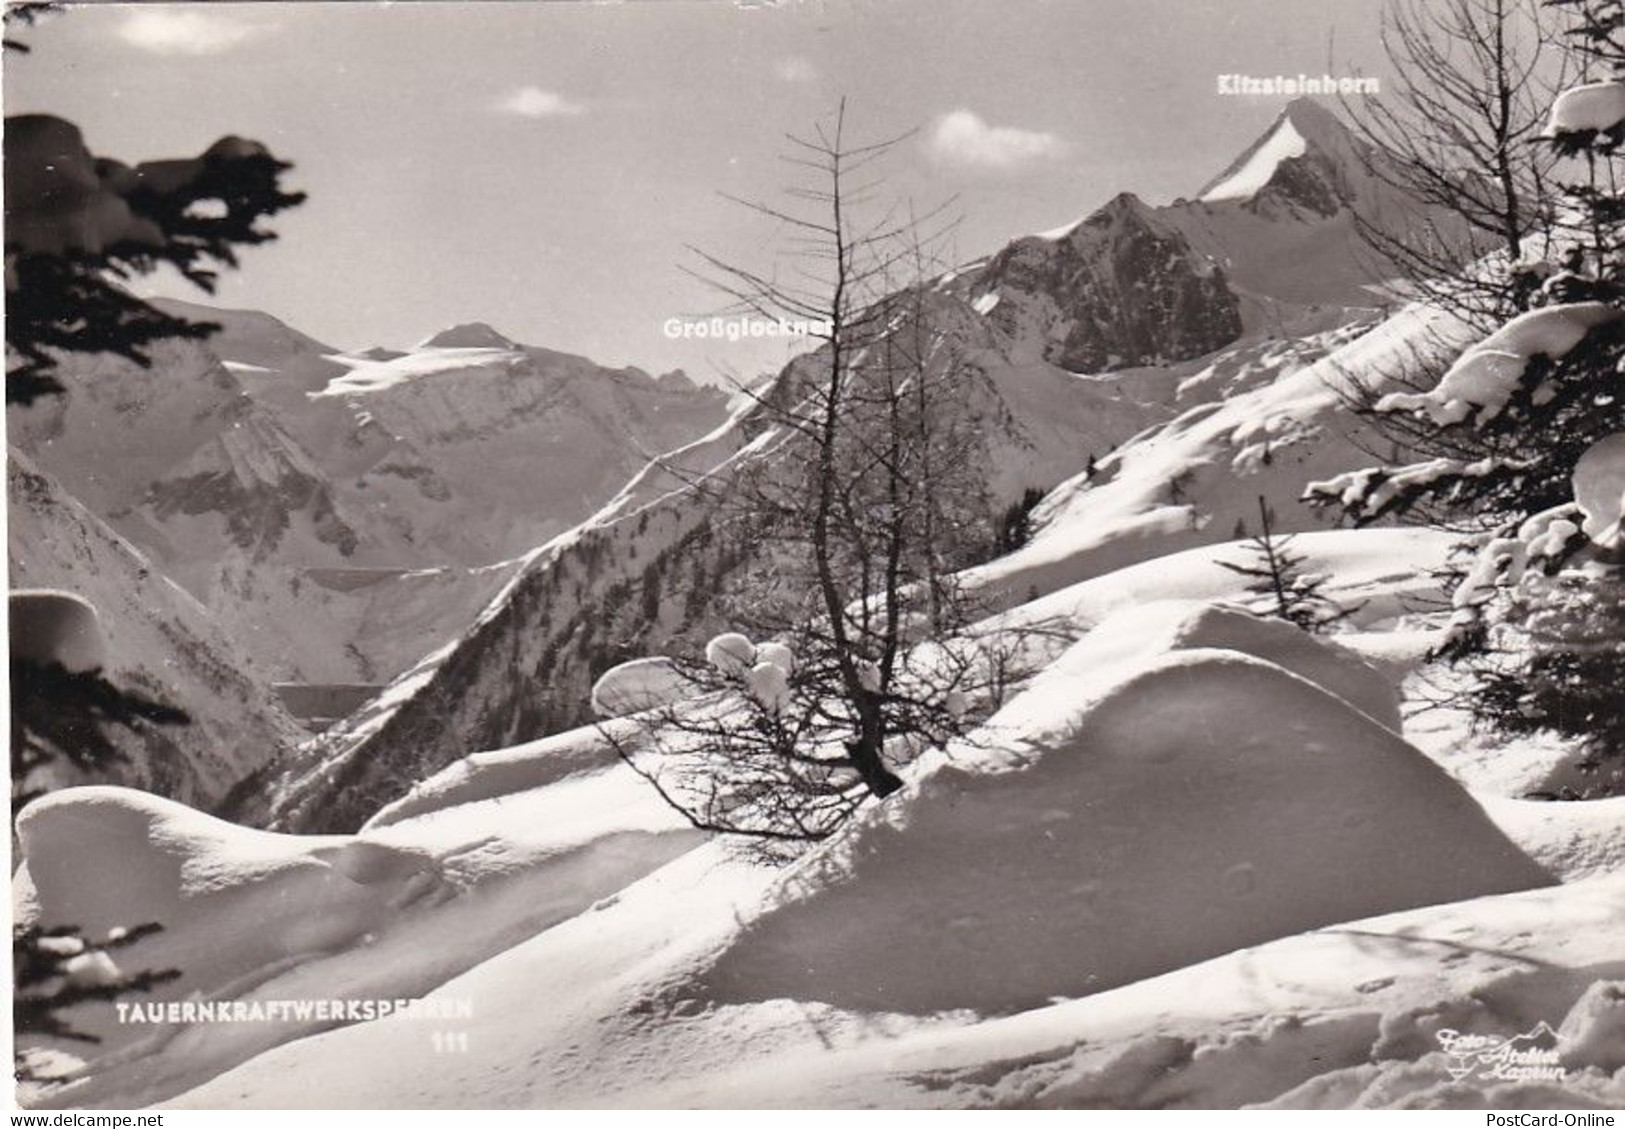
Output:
[
  {"xmin": 1559, "ymin": 980, "xmax": 1625, "ymax": 1073},
  {"xmin": 971, "ymin": 192, "xmax": 1244, "ymax": 372}
]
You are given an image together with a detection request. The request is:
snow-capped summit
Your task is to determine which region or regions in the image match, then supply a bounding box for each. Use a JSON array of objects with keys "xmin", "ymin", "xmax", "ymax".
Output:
[
  {"xmin": 1197, "ymin": 98, "xmax": 1365, "ymax": 215},
  {"xmin": 1199, "ymin": 106, "xmax": 1310, "ymax": 204},
  {"xmin": 416, "ymin": 322, "xmax": 519, "ymax": 351},
  {"xmin": 971, "ymin": 99, "xmax": 1455, "ymax": 337}
]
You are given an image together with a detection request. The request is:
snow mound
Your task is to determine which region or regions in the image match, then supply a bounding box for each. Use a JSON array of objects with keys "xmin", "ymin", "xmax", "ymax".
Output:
[
  {"xmin": 1559, "ymin": 980, "xmax": 1625, "ymax": 1074},
  {"xmin": 14, "ymin": 788, "xmax": 370, "ymax": 1046},
  {"xmin": 1574, "ymin": 432, "xmax": 1625, "ymax": 548},
  {"xmin": 590, "ymin": 657, "xmax": 698, "ymax": 718},
  {"xmin": 16, "ymin": 768, "xmax": 699, "ymax": 1108},
  {"xmin": 701, "ymin": 638, "xmax": 1549, "ymax": 1014},
  {"xmin": 10, "ymin": 589, "xmax": 105, "ymax": 673},
  {"xmin": 1546, "ymin": 80, "xmax": 1625, "ymax": 139},
  {"xmin": 1054, "ymin": 600, "xmax": 1402, "ymax": 731},
  {"xmin": 992, "ymin": 600, "xmax": 1403, "ymax": 739},
  {"xmin": 1376, "ymin": 303, "xmax": 1620, "ymax": 427},
  {"xmin": 364, "ymin": 722, "xmax": 628, "ymax": 829}
]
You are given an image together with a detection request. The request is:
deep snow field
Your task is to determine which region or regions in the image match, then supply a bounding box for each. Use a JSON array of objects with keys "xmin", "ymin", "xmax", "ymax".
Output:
[{"xmin": 14, "ymin": 519, "xmax": 1625, "ymax": 1110}]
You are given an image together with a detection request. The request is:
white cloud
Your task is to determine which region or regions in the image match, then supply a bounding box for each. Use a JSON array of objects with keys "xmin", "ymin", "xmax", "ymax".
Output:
[
  {"xmin": 774, "ymin": 57, "xmax": 818, "ymax": 84},
  {"xmin": 925, "ymin": 110, "xmax": 1065, "ymax": 172},
  {"xmin": 496, "ymin": 86, "xmax": 586, "ymax": 119},
  {"xmin": 117, "ymin": 9, "xmax": 263, "ymax": 55}
]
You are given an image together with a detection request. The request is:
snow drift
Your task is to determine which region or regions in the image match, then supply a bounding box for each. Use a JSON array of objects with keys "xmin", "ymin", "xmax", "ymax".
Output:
[
  {"xmin": 700, "ymin": 603, "xmax": 1551, "ymax": 1014},
  {"xmin": 14, "ymin": 769, "xmax": 699, "ymax": 1108}
]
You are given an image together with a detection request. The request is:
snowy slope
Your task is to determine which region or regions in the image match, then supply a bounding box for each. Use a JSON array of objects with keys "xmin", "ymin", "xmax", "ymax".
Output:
[
  {"xmin": 145, "ymin": 852, "xmax": 1622, "ymax": 1110},
  {"xmin": 16, "ymin": 734, "xmax": 698, "ymax": 1108},
  {"xmin": 16, "ymin": 510, "xmax": 1622, "ymax": 1110},
  {"xmin": 697, "ymin": 606, "xmax": 1548, "ymax": 1015},
  {"xmin": 965, "ymin": 303, "xmax": 1472, "ymax": 609},
  {"xmin": 7, "ymin": 452, "xmax": 302, "ymax": 809}
]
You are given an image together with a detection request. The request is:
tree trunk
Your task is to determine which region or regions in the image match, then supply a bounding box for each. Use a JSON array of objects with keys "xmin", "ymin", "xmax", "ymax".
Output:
[{"xmin": 848, "ymin": 694, "xmax": 903, "ymax": 798}]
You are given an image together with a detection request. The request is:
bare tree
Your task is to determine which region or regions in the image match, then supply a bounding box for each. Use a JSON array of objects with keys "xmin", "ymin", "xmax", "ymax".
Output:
[
  {"xmin": 600, "ymin": 104, "xmax": 1049, "ymax": 848},
  {"xmin": 1341, "ymin": 0, "xmax": 1569, "ymax": 325},
  {"xmin": 1219, "ymin": 496, "xmax": 1360, "ymax": 632},
  {"xmin": 1316, "ymin": 0, "xmax": 1593, "ymax": 536}
]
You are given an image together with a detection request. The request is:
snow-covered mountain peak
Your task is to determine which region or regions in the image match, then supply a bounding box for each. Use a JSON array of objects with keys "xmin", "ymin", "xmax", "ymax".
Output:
[
  {"xmin": 1199, "ymin": 114, "xmax": 1309, "ymax": 203},
  {"xmin": 1196, "ymin": 98, "xmax": 1369, "ymax": 217},
  {"xmin": 417, "ymin": 322, "xmax": 520, "ymax": 351}
]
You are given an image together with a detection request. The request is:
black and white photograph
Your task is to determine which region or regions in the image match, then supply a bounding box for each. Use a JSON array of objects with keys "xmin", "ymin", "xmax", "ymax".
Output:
[{"xmin": 5, "ymin": 0, "xmax": 1625, "ymax": 1113}]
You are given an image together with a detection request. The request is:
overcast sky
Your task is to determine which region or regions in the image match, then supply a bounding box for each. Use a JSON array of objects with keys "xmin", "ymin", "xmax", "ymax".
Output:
[{"xmin": 7, "ymin": 0, "xmax": 1391, "ymax": 384}]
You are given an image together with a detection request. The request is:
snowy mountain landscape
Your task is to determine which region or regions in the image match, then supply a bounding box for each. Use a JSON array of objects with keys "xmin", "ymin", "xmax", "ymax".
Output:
[{"xmin": 7, "ymin": 0, "xmax": 1625, "ymax": 1115}]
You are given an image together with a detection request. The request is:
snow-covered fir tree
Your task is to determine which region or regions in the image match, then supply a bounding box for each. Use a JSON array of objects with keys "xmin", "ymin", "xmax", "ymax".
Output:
[
  {"xmin": 1309, "ymin": 0, "xmax": 1625, "ymax": 789},
  {"xmin": 1219, "ymin": 496, "xmax": 1357, "ymax": 633}
]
